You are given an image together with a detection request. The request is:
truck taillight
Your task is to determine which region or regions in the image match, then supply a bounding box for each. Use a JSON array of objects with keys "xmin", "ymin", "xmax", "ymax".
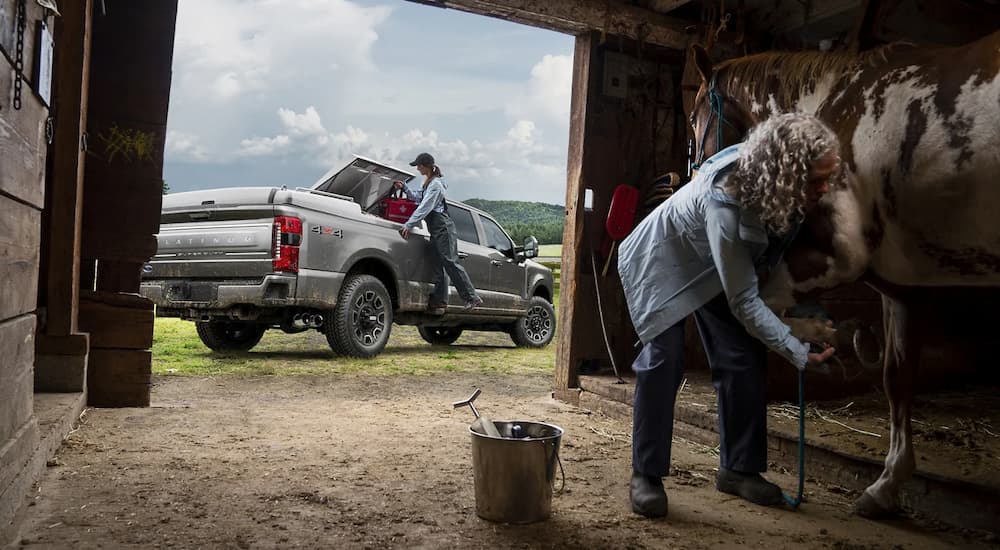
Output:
[{"xmin": 273, "ymin": 216, "xmax": 302, "ymax": 273}]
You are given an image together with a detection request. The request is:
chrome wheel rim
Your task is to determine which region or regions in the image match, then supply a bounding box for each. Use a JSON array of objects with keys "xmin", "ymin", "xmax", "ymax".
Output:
[{"xmin": 523, "ymin": 304, "xmax": 552, "ymax": 343}]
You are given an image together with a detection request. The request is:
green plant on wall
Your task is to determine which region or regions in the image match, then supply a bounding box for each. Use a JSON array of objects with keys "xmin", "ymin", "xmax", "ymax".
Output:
[{"xmin": 95, "ymin": 123, "xmax": 157, "ymax": 163}]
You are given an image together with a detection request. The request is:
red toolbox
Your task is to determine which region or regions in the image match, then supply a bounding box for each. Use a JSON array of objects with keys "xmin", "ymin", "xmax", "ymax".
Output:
[{"xmin": 380, "ymin": 190, "xmax": 417, "ymax": 223}]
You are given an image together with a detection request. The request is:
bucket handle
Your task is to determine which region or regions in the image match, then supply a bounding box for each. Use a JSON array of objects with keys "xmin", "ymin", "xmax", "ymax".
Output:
[
  {"xmin": 553, "ymin": 452, "xmax": 565, "ymax": 494},
  {"xmin": 546, "ymin": 439, "xmax": 565, "ymax": 494}
]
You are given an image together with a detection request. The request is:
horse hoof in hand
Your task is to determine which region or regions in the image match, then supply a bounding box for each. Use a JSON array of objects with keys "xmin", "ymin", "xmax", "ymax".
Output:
[{"xmin": 852, "ymin": 491, "xmax": 899, "ymax": 519}]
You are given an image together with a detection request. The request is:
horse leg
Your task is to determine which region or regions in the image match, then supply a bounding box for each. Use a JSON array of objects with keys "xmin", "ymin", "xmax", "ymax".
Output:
[{"xmin": 853, "ymin": 294, "xmax": 923, "ymax": 518}]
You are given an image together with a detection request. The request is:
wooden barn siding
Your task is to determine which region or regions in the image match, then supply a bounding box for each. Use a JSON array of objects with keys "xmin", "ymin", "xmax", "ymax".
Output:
[
  {"xmin": 556, "ymin": 33, "xmax": 688, "ymax": 396},
  {"xmin": 0, "ymin": 0, "xmax": 48, "ymax": 530},
  {"xmin": 80, "ymin": 0, "xmax": 177, "ymax": 407}
]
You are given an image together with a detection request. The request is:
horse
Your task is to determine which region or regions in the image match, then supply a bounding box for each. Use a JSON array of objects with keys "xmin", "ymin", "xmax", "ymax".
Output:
[{"xmin": 686, "ymin": 30, "xmax": 1000, "ymax": 518}]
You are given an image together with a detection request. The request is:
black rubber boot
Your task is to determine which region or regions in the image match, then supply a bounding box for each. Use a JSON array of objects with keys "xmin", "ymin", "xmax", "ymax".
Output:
[
  {"xmin": 716, "ymin": 468, "xmax": 784, "ymax": 506},
  {"xmin": 630, "ymin": 471, "xmax": 668, "ymax": 518}
]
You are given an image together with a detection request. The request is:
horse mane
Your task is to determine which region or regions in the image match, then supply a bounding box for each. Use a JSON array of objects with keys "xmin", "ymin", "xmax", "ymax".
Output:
[{"xmin": 715, "ymin": 43, "xmax": 910, "ymax": 102}]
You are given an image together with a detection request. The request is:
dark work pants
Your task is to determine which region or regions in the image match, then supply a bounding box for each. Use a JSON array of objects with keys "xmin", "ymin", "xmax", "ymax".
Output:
[
  {"xmin": 425, "ymin": 211, "xmax": 477, "ymax": 303},
  {"xmin": 632, "ymin": 292, "xmax": 768, "ymax": 477}
]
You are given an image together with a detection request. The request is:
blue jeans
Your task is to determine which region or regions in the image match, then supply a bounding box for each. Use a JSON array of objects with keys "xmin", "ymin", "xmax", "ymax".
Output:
[{"xmin": 632, "ymin": 292, "xmax": 768, "ymax": 476}]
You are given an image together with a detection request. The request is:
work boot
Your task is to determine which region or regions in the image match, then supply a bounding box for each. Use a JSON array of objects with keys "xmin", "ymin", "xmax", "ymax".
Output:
[
  {"xmin": 630, "ymin": 471, "xmax": 668, "ymax": 518},
  {"xmin": 716, "ymin": 468, "xmax": 784, "ymax": 506}
]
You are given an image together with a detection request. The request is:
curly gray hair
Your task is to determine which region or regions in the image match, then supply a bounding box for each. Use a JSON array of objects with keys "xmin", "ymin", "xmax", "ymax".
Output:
[{"xmin": 724, "ymin": 113, "xmax": 843, "ymax": 235}]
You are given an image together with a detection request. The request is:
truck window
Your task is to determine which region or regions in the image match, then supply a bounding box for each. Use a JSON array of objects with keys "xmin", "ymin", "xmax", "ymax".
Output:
[
  {"xmin": 450, "ymin": 205, "xmax": 479, "ymax": 244},
  {"xmin": 481, "ymin": 217, "xmax": 513, "ymax": 257}
]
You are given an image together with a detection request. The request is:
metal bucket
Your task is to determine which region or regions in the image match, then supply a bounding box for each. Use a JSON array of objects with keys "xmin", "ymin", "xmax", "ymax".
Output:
[{"xmin": 470, "ymin": 420, "xmax": 563, "ymax": 524}]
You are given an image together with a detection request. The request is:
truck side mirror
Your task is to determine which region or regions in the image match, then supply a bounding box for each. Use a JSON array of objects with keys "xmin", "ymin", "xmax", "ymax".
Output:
[{"xmin": 522, "ymin": 236, "xmax": 538, "ymax": 259}]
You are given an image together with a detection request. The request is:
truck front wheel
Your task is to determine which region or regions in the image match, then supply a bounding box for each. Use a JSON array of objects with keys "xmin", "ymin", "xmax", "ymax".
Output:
[
  {"xmin": 509, "ymin": 297, "xmax": 556, "ymax": 348},
  {"xmin": 195, "ymin": 321, "xmax": 266, "ymax": 352},
  {"xmin": 325, "ymin": 274, "xmax": 393, "ymax": 358}
]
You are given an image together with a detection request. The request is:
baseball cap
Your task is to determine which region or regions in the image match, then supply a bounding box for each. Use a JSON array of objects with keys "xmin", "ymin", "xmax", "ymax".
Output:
[{"xmin": 408, "ymin": 152, "xmax": 435, "ymax": 166}]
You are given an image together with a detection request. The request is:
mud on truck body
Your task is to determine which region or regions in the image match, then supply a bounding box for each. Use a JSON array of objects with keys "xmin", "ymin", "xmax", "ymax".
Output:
[{"xmin": 140, "ymin": 157, "xmax": 556, "ymax": 357}]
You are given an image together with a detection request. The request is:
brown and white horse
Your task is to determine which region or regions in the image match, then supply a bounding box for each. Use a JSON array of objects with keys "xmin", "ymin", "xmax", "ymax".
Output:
[{"xmin": 687, "ymin": 31, "xmax": 1000, "ymax": 517}]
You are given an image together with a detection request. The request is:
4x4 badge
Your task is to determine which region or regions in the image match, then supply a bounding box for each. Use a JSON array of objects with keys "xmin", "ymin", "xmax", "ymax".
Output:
[{"xmin": 311, "ymin": 225, "xmax": 343, "ymax": 238}]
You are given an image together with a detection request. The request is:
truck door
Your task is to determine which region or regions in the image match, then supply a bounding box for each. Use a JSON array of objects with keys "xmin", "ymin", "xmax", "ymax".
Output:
[
  {"xmin": 447, "ymin": 205, "xmax": 495, "ymax": 308},
  {"xmin": 479, "ymin": 215, "xmax": 524, "ymax": 313}
]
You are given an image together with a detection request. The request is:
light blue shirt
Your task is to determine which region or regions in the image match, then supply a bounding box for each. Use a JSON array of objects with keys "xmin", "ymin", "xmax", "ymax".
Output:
[
  {"xmin": 399, "ymin": 177, "xmax": 447, "ymax": 230},
  {"xmin": 617, "ymin": 144, "xmax": 810, "ymax": 369}
]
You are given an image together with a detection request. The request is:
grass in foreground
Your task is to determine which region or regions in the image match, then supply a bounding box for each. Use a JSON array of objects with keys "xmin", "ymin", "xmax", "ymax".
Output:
[{"xmin": 153, "ymin": 317, "xmax": 557, "ymax": 377}]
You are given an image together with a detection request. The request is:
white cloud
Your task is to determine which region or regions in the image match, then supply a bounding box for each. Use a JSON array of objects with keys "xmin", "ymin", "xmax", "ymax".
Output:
[
  {"xmin": 279, "ymin": 106, "xmax": 326, "ymax": 136},
  {"xmin": 165, "ymin": 130, "xmax": 210, "ymax": 162},
  {"xmin": 505, "ymin": 54, "xmax": 573, "ymax": 125},
  {"xmin": 234, "ymin": 106, "xmax": 567, "ymax": 200},
  {"xmin": 211, "ymin": 72, "xmax": 244, "ymax": 100},
  {"xmin": 507, "ymin": 120, "xmax": 536, "ymax": 147},
  {"xmin": 331, "ymin": 125, "xmax": 370, "ymax": 149},
  {"xmin": 171, "ymin": 0, "xmax": 391, "ymax": 102},
  {"xmin": 237, "ymin": 134, "xmax": 291, "ymax": 157},
  {"xmin": 166, "ymin": 2, "xmax": 574, "ymax": 204}
]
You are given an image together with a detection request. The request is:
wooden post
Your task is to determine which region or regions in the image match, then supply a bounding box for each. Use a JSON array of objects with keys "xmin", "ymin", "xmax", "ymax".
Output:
[
  {"xmin": 79, "ymin": 0, "xmax": 178, "ymax": 407},
  {"xmin": 42, "ymin": 0, "xmax": 92, "ymax": 337},
  {"xmin": 34, "ymin": 0, "xmax": 93, "ymax": 392},
  {"xmin": 553, "ymin": 33, "xmax": 598, "ymax": 403}
]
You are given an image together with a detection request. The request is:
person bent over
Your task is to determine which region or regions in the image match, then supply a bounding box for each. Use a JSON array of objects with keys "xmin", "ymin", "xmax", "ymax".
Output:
[{"xmin": 618, "ymin": 113, "xmax": 840, "ymax": 518}]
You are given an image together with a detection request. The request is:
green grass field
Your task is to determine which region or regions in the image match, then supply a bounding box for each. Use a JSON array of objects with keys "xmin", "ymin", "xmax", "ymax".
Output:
[
  {"xmin": 153, "ymin": 311, "xmax": 558, "ymax": 378},
  {"xmin": 538, "ymin": 244, "xmax": 561, "ymax": 258}
]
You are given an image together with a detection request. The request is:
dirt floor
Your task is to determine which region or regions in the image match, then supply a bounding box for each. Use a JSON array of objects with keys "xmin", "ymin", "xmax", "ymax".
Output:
[
  {"xmin": 7, "ymin": 369, "xmax": 998, "ymax": 549},
  {"xmin": 674, "ymin": 371, "xmax": 1000, "ymax": 490}
]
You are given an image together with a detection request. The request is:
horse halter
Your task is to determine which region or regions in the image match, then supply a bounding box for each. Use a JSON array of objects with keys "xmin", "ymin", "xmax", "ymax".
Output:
[{"xmin": 690, "ymin": 76, "xmax": 741, "ymax": 172}]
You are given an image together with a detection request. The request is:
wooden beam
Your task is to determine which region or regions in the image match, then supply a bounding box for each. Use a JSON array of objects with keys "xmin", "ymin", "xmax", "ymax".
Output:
[
  {"xmin": 87, "ymin": 349, "xmax": 151, "ymax": 407},
  {"xmin": 78, "ymin": 290, "xmax": 154, "ymax": 350},
  {"xmin": 413, "ymin": 0, "xmax": 694, "ymax": 50},
  {"xmin": 646, "ymin": 0, "xmax": 695, "ymax": 14},
  {"xmin": 554, "ymin": 33, "xmax": 597, "ymax": 394},
  {"xmin": 43, "ymin": 0, "xmax": 93, "ymax": 336}
]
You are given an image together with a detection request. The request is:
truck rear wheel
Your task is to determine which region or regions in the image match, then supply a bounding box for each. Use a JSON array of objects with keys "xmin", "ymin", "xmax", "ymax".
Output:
[
  {"xmin": 417, "ymin": 326, "xmax": 463, "ymax": 346},
  {"xmin": 325, "ymin": 274, "xmax": 393, "ymax": 358},
  {"xmin": 509, "ymin": 297, "xmax": 555, "ymax": 348},
  {"xmin": 195, "ymin": 321, "xmax": 266, "ymax": 352}
]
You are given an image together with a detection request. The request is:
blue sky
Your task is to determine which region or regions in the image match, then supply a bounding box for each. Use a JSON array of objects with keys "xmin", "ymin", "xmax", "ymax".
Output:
[{"xmin": 163, "ymin": 0, "xmax": 575, "ymax": 205}]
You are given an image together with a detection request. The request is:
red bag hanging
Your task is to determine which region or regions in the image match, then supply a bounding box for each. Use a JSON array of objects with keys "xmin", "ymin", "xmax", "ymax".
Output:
[
  {"xmin": 600, "ymin": 184, "xmax": 640, "ymax": 276},
  {"xmin": 605, "ymin": 185, "xmax": 639, "ymax": 241}
]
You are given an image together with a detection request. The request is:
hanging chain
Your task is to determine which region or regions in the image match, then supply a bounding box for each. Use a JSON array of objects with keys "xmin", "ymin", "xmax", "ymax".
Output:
[{"xmin": 13, "ymin": 0, "xmax": 27, "ymax": 110}]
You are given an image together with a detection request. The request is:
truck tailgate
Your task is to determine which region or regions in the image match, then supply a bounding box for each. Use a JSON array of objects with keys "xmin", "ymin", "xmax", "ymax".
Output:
[{"xmin": 148, "ymin": 218, "xmax": 275, "ymax": 279}]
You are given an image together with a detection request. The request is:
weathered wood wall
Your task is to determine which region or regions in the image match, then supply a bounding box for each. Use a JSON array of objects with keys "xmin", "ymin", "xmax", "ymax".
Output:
[
  {"xmin": 556, "ymin": 33, "xmax": 689, "ymax": 400},
  {"xmin": 79, "ymin": 1, "xmax": 177, "ymax": 407},
  {"xmin": 0, "ymin": 0, "xmax": 48, "ymax": 529}
]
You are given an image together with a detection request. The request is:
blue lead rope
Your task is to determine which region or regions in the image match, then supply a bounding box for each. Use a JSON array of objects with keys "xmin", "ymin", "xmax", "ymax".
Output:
[{"xmin": 783, "ymin": 369, "xmax": 806, "ymax": 509}]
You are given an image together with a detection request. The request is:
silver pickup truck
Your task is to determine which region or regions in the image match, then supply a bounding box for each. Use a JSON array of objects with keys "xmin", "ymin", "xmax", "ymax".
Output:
[{"xmin": 140, "ymin": 157, "xmax": 556, "ymax": 358}]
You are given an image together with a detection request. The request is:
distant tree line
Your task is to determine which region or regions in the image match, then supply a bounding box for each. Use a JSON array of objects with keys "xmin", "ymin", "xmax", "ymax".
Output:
[{"xmin": 464, "ymin": 199, "xmax": 564, "ymax": 245}]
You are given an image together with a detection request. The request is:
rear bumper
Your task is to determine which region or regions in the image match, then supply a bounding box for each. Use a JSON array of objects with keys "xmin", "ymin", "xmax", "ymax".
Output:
[{"xmin": 140, "ymin": 273, "xmax": 341, "ymax": 312}]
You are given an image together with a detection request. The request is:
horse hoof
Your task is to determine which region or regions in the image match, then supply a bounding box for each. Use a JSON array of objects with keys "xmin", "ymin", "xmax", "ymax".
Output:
[{"xmin": 852, "ymin": 492, "xmax": 898, "ymax": 519}]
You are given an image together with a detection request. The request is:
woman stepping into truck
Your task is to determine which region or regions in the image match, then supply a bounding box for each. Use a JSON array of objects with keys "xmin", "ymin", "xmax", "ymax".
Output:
[{"xmin": 394, "ymin": 152, "xmax": 483, "ymax": 314}]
